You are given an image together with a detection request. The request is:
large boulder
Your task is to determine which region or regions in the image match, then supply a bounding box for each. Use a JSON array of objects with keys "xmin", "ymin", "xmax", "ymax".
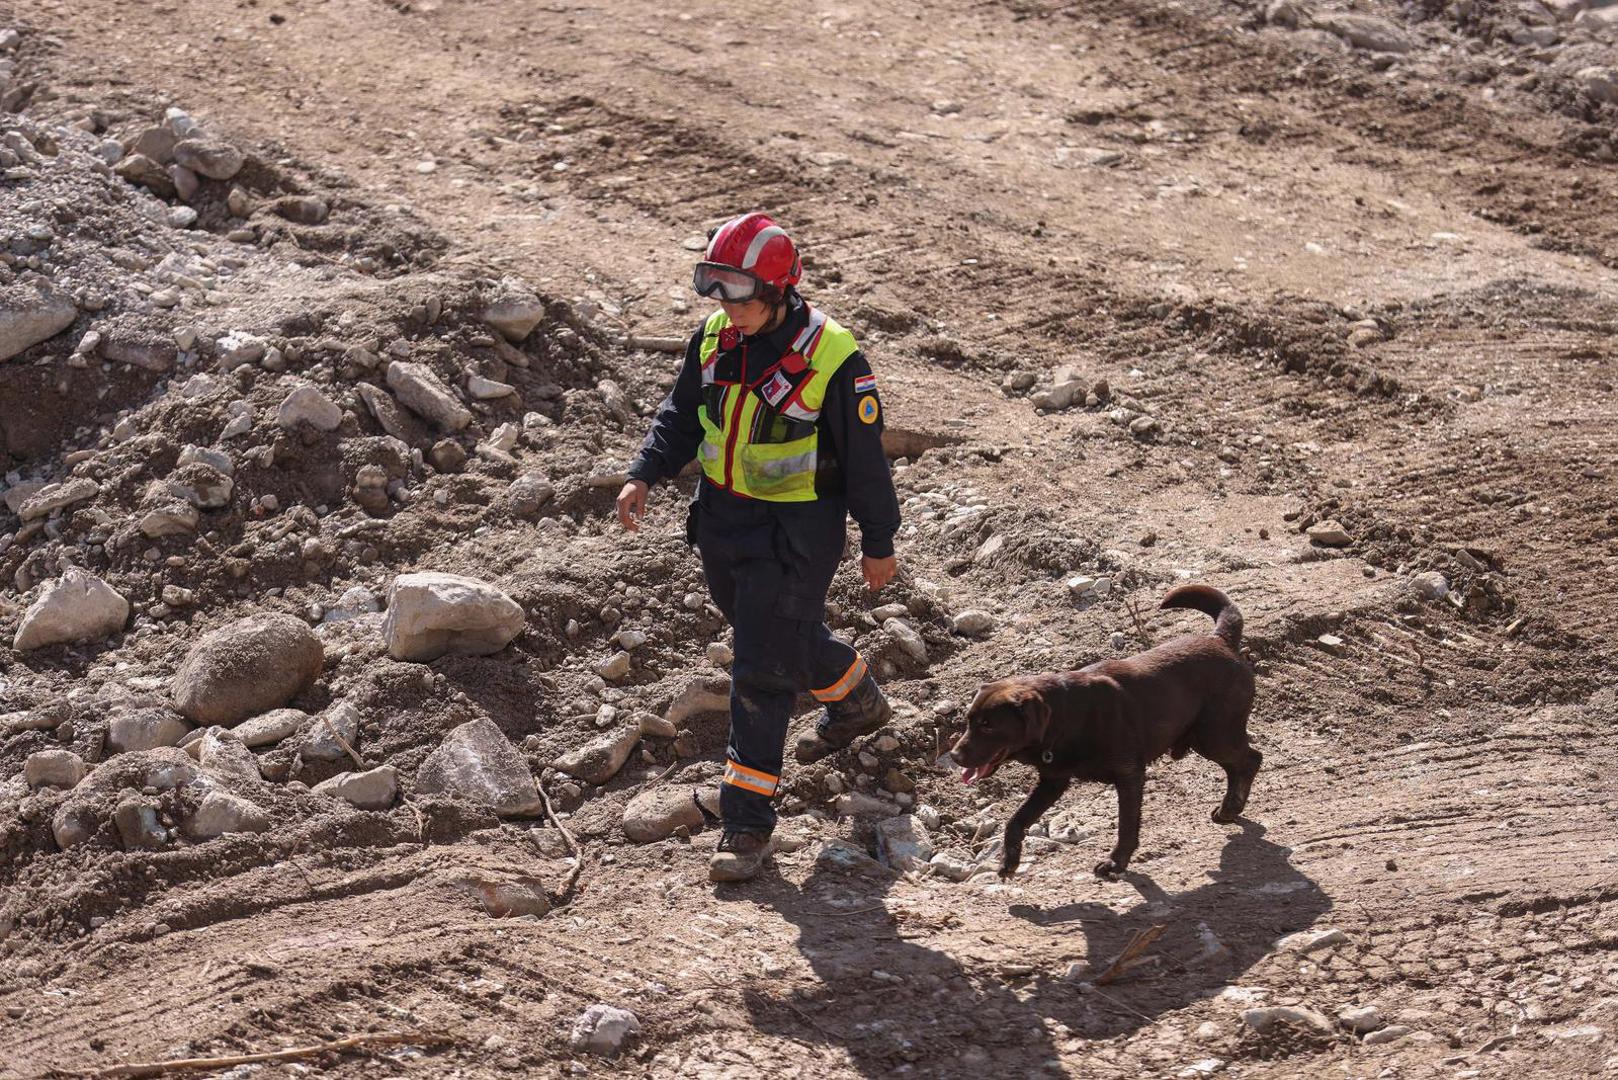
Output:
[
  {"xmin": 173, "ymin": 613, "xmax": 325, "ymax": 726},
  {"xmin": 415, "ymin": 717, "xmax": 543, "ymax": 817},
  {"xmin": 0, "ymin": 281, "xmax": 76, "ymax": 362},
  {"xmin": 13, "ymin": 568, "xmax": 129, "ymax": 651},
  {"xmin": 383, "ymin": 572, "xmax": 525, "ymax": 662}
]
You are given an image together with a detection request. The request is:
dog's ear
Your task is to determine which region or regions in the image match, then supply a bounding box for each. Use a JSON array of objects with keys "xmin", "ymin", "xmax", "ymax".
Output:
[{"xmin": 1012, "ymin": 686, "xmax": 1051, "ymax": 746}]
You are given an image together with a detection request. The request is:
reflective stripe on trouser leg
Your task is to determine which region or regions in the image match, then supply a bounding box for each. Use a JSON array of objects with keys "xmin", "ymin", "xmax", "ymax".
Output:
[
  {"xmin": 723, "ymin": 759, "xmax": 779, "ymax": 797},
  {"xmin": 811, "ymin": 653, "xmax": 868, "ymax": 703}
]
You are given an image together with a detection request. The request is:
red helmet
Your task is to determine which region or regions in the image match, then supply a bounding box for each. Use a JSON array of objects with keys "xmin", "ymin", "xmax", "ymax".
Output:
[{"xmin": 693, "ymin": 213, "xmax": 802, "ymax": 301}]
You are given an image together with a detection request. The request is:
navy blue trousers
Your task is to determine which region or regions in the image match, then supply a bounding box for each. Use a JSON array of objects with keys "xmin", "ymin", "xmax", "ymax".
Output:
[{"xmin": 694, "ymin": 483, "xmax": 862, "ymax": 833}]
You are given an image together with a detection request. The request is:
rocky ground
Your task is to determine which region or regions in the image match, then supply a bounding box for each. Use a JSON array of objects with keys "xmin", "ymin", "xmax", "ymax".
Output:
[{"xmin": 1, "ymin": 0, "xmax": 1616, "ymax": 1077}]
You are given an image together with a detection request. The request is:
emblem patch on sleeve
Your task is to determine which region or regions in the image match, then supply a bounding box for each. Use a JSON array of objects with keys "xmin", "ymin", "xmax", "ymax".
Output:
[
  {"xmin": 858, "ymin": 395, "xmax": 880, "ymax": 425},
  {"xmin": 854, "ymin": 373, "xmax": 877, "ymax": 394}
]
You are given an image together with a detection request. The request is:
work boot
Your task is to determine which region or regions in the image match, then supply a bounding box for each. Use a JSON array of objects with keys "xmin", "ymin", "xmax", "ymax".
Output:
[
  {"xmin": 794, "ymin": 671, "xmax": 893, "ymax": 764},
  {"xmin": 709, "ymin": 830, "xmax": 772, "ymax": 883}
]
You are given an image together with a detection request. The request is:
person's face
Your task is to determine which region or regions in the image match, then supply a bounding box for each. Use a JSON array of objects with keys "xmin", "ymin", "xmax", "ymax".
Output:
[{"xmin": 720, "ymin": 297, "xmax": 776, "ymax": 336}]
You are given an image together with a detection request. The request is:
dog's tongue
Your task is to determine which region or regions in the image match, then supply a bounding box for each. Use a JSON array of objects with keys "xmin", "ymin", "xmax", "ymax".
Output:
[{"xmin": 961, "ymin": 765, "xmax": 978, "ymax": 785}]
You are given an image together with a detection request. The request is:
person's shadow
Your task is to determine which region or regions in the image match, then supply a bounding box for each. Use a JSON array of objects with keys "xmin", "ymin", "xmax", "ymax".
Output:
[{"xmin": 739, "ymin": 820, "xmax": 1328, "ymax": 1077}]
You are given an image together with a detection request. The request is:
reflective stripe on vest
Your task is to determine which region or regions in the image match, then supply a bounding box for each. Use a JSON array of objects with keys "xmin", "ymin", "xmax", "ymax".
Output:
[{"xmin": 695, "ymin": 305, "xmax": 859, "ymax": 501}]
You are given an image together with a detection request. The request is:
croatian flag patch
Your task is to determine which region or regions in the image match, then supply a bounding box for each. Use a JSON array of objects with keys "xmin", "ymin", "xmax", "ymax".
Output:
[{"xmin": 854, "ymin": 374, "xmax": 877, "ymax": 394}]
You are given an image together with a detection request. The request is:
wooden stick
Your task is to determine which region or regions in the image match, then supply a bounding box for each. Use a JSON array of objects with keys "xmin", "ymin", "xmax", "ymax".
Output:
[
  {"xmin": 319, "ymin": 714, "xmax": 365, "ymax": 770},
  {"xmin": 1094, "ymin": 923, "xmax": 1167, "ymax": 985},
  {"xmin": 536, "ymin": 780, "xmax": 583, "ymax": 906},
  {"xmin": 69, "ymin": 1030, "xmax": 454, "ymax": 1078}
]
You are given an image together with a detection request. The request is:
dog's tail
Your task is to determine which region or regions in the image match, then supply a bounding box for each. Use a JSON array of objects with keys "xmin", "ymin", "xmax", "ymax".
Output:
[{"xmin": 1160, "ymin": 584, "xmax": 1242, "ymax": 647}]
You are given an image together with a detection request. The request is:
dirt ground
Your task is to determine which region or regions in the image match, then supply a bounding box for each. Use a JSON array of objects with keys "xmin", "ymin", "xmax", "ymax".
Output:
[{"xmin": 2, "ymin": 0, "xmax": 1617, "ymax": 1077}]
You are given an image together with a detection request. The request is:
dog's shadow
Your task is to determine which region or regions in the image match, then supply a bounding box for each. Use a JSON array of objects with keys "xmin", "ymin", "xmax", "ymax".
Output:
[{"xmin": 740, "ymin": 819, "xmax": 1328, "ymax": 1077}]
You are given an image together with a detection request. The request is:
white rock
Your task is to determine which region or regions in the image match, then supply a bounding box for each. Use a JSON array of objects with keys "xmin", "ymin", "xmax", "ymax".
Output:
[
  {"xmin": 24, "ymin": 749, "xmax": 88, "ymax": 789},
  {"xmin": 834, "ymin": 791, "xmax": 902, "ymax": 818},
  {"xmin": 706, "ymin": 641, "xmax": 733, "ymax": 666},
  {"xmin": 1241, "ymin": 1007, "xmax": 1334, "ymax": 1035},
  {"xmin": 1277, "ymin": 927, "xmax": 1350, "ymax": 954},
  {"xmin": 383, "ymin": 572, "xmax": 525, "ymax": 662},
  {"xmin": 1306, "ymin": 519, "xmax": 1351, "ymax": 546},
  {"xmin": 216, "ymin": 331, "xmax": 267, "ymax": 368},
  {"xmin": 483, "ymin": 280, "xmax": 546, "ymax": 342},
  {"xmin": 1575, "ymin": 66, "xmax": 1618, "ymax": 105},
  {"xmin": 974, "ymin": 534, "xmax": 1005, "ymax": 564},
  {"xmin": 875, "ymin": 814, "xmax": 935, "ymax": 872},
  {"xmin": 0, "ymin": 281, "xmax": 77, "ymax": 363},
  {"xmin": 871, "ymin": 603, "xmax": 909, "ymax": 621},
  {"xmin": 664, "ymin": 674, "xmax": 732, "ymax": 725},
  {"xmin": 177, "ymin": 444, "xmax": 234, "ymax": 476},
  {"xmin": 614, "ymin": 629, "xmax": 647, "ymax": 651},
  {"xmin": 197, "ymin": 727, "xmax": 263, "ymax": 787},
  {"xmin": 415, "ymin": 717, "xmax": 542, "ymax": 816},
  {"xmin": 13, "ymin": 568, "xmax": 129, "ymax": 650},
  {"xmin": 1362, "ymin": 1024, "xmax": 1413, "ymax": 1046},
  {"xmin": 1338, "ymin": 1005, "xmax": 1385, "ymax": 1034},
  {"xmin": 467, "ymin": 374, "xmax": 516, "ymax": 400},
  {"xmin": 277, "ymin": 384, "xmax": 343, "ymax": 432},
  {"xmin": 3, "ymin": 480, "xmax": 47, "ymax": 514},
  {"xmin": 386, "ymin": 361, "xmax": 472, "ymax": 432},
  {"xmin": 234, "ymin": 708, "xmax": 306, "ymax": 749},
  {"xmin": 299, "ymin": 702, "xmax": 362, "ymax": 764},
  {"xmin": 313, "ymin": 765, "xmax": 398, "ymax": 810},
  {"xmin": 883, "ymin": 618, "xmax": 928, "ymax": 665},
  {"xmin": 172, "ymin": 137, "xmax": 244, "ymax": 180},
  {"xmin": 1408, "ymin": 570, "xmax": 1449, "ymax": 600},
  {"xmin": 185, "ymin": 789, "xmax": 270, "ymax": 840},
  {"xmin": 17, "ymin": 478, "xmax": 99, "ymax": 522},
  {"xmin": 951, "ymin": 610, "xmax": 995, "ymax": 637},
  {"xmin": 107, "ymin": 706, "xmax": 191, "ymax": 753},
  {"xmin": 1315, "ymin": 12, "xmax": 1413, "ymax": 52},
  {"xmin": 552, "ymin": 725, "xmax": 640, "ymax": 786},
  {"xmin": 139, "ymin": 504, "xmax": 199, "ymax": 538},
  {"xmin": 569, "ymin": 1003, "xmax": 640, "ymax": 1057}
]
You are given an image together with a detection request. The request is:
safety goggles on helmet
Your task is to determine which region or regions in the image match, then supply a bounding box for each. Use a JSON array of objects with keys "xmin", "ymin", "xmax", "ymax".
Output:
[{"xmin": 693, "ymin": 262, "xmax": 767, "ymax": 302}]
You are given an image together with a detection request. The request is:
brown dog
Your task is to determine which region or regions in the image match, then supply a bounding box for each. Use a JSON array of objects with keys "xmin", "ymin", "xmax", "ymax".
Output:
[{"xmin": 950, "ymin": 584, "xmax": 1259, "ymax": 881}]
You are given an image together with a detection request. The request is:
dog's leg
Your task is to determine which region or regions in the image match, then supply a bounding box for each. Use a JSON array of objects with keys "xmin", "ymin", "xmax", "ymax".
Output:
[
  {"xmin": 1095, "ymin": 774, "xmax": 1144, "ymax": 879},
  {"xmin": 998, "ymin": 776, "xmax": 1070, "ymax": 879},
  {"xmin": 1213, "ymin": 747, "xmax": 1263, "ymax": 823}
]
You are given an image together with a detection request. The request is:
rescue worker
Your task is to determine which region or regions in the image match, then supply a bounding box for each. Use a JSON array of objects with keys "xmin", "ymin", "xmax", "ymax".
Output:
[{"xmin": 617, "ymin": 213, "xmax": 902, "ymax": 883}]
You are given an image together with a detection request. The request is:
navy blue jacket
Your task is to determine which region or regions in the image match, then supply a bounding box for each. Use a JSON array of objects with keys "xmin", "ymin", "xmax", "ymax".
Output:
[{"xmin": 627, "ymin": 296, "xmax": 901, "ymax": 559}]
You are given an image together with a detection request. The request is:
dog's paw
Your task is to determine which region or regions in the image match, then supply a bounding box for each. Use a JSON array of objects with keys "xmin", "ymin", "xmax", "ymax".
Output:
[
  {"xmin": 1211, "ymin": 806, "xmax": 1239, "ymax": 824},
  {"xmin": 1093, "ymin": 858, "xmax": 1122, "ymax": 880},
  {"xmin": 998, "ymin": 853, "xmax": 1021, "ymax": 879}
]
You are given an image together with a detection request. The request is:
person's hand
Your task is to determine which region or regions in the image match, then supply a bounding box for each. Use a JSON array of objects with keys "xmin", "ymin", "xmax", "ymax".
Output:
[
  {"xmin": 616, "ymin": 479, "xmax": 649, "ymax": 531},
  {"xmin": 862, "ymin": 554, "xmax": 897, "ymax": 591}
]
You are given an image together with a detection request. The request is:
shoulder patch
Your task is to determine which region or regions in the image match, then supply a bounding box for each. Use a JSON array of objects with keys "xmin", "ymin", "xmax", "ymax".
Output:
[
  {"xmin": 853, "ymin": 373, "xmax": 877, "ymax": 394},
  {"xmin": 858, "ymin": 395, "xmax": 880, "ymax": 425}
]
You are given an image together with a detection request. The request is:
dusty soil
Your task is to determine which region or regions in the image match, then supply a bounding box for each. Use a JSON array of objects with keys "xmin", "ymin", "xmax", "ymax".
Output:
[{"xmin": 3, "ymin": 0, "xmax": 1617, "ymax": 1077}]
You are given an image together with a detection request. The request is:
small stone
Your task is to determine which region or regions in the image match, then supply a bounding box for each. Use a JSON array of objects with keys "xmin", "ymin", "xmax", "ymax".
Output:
[
  {"xmin": 299, "ymin": 702, "xmax": 362, "ymax": 764},
  {"xmin": 387, "ymin": 361, "xmax": 472, "ymax": 432},
  {"xmin": 483, "ymin": 279, "xmax": 546, "ymax": 342},
  {"xmin": 13, "ymin": 568, "xmax": 129, "ymax": 650},
  {"xmin": 270, "ymin": 195, "xmax": 329, "ymax": 225},
  {"xmin": 313, "ymin": 765, "xmax": 398, "ymax": 810},
  {"xmin": 1277, "ymin": 927, "xmax": 1350, "ymax": 954},
  {"xmin": 1306, "ymin": 520, "xmax": 1351, "ymax": 546},
  {"xmin": 1408, "ymin": 570, "xmax": 1449, "ymax": 600},
  {"xmin": 664, "ymin": 674, "xmax": 732, "ymax": 726},
  {"xmin": 1315, "ymin": 633, "xmax": 1345, "ymax": 654},
  {"xmin": 24, "ymin": 749, "xmax": 88, "ymax": 789},
  {"xmin": 140, "ymin": 505, "xmax": 199, "ymax": 537},
  {"xmin": 1241, "ymin": 1007, "xmax": 1334, "ymax": 1036},
  {"xmin": 113, "ymin": 796, "xmax": 167, "ymax": 851},
  {"xmin": 233, "ymin": 708, "xmax": 306, "ymax": 749},
  {"xmin": 167, "ymin": 206, "xmax": 198, "ymax": 229},
  {"xmin": 1362, "ymin": 1025, "xmax": 1413, "ymax": 1046},
  {"xmin": 552, "ymin": 725, "xmax": 640, "ymax": 786},
  {"xmin": 416, "ymin": 717, "xmax": 542, "ymax": 817},
  {"xmin": 277, "ymin": 384, "xmax": 343, "ymax": 432},
  {"xmin": 1129, "ymin": 415, "xmax": 1160, "ymax": 436},
  {"xmin": 951, "ymin": 610, "xmax": 995, "ymax": 636},
  {"xmin": 1338, "ymin": 1006, "xmax": 1385, "ymax": 1034},
  {"xmin": 185, "ymin": 789, "xmax": 271, "ymax": 840},
  {"xmin": 17, "ymin": 478, "xmax": 99, "ymax": 522},
  {"xmin": 883, "ymin": 618, "xmax": 928, "ymax": 665},
  {"xmin": 429, "ymin": 439, "xmax": 468, "ymax": 473},
  {"xmin": 107, "ymin": 705, "xmax": 191, "ymax": 753},
  {"xmin": 569, "ymin": 1003, "xmax": 641, "ymax": 1057},
  {"xmin": 705, "ymin": 641, "xmax": 733, "ymax": 666},
  {"xmin": 597, "ymin": 651, "xmax": 633, "ymax": 681},
  {"xmin": 467, "ymin": 374, "xmax": 516, "ymax": 399},
  {"xmin": 113, "ymin": 153, "xmax": 175, "ymax": 196},
  {"xmin": 622, "ymin": 786, "xmax": 706, "ymax": 842}
]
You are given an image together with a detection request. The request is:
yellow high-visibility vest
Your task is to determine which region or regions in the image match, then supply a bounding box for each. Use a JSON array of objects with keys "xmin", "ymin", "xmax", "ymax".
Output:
[{"xmin": 695, "ymin": 305, "xmax": 859, "ymax": 501}]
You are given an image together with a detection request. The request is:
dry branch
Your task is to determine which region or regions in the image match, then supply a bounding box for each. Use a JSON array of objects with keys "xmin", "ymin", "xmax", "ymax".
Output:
[
  {"xmin": 66, "ymin": 1030, "xmax": 454, "ymax": 1078},
  {"xmin": 1094, "ymin": 923, "xmax": 1168, "ymax": 985},
  {"xmin": 537, "ymin": 779, "xmax": 584, "ymax": 906}
]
